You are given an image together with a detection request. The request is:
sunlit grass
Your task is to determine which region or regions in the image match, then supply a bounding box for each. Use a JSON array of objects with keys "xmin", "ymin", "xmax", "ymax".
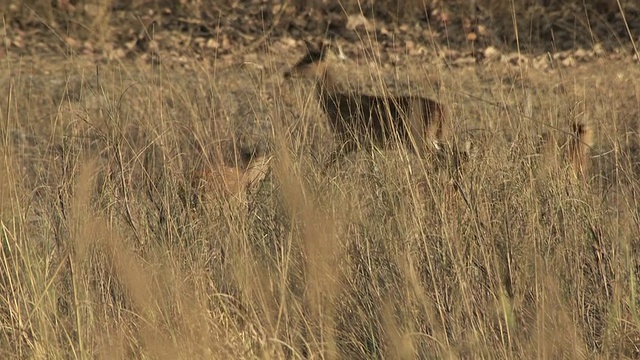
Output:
[{"xmin": 1, "ymin": 11, "xmax": 640, "ymax": 359}]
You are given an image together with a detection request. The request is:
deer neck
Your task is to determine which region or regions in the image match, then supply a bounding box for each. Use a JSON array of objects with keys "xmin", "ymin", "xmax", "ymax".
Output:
[{"xmin": 315, "ymin": 64, "xmax": 340, "ymax": 98}]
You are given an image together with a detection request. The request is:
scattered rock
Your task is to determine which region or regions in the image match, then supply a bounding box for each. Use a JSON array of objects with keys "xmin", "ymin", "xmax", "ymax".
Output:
[
  {"xmin": 483, "ymin": 46, "xmax": 501, "ymax": 61},
  {"xmin": 453, "ymin": 56, "xmax": 476, "ymax": 67},
  {"xmin": 593, "ymin": 43, "xmax": 606, "ymax": 56},
  {"xmin": 532, "ymin": 54, "xmax": 550, "ymax": 70},
  {"xmin": 346, "ymin": 14, "xmax": 374, "ymax": 31},
  {"xmin": 506, "ymin": 53, "xmax": 528, "ymax": 66},
  {"xmin": 574, "ymin": 48, "xmax": 589, "ymax": 59},
  {"xmin": 561, "ymin": 56, "xmax": 577, "ymax": 67},
  {"xmin": 1, "ymin": 0, "xmax": 632, "ymax": 72}
]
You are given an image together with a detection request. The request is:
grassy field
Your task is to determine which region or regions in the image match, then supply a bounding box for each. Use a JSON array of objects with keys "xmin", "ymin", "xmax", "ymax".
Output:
[{"xmin": 2, "ymin": 11, "xmax": 640, "ymax": 359}]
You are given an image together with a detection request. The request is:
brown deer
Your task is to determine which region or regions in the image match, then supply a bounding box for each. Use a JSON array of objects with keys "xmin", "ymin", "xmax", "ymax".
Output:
[
  {"xmin": 539, "ymin": 121, "xmax": 594, "ymax": 181},
  {"xmin": 284, "ymin": 41, "xmax": 450, "ymax": 166},
  {"xmin": 567, "ymin": 122, "xmax": 594, "ymax": 179}
]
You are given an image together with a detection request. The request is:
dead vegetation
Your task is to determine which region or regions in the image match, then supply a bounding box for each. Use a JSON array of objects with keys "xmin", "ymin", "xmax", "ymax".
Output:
[
  {"xmin": 1, "ymin": 1, "xmax": 640, "ymax": 359},
  {"xmin": 2, "ymin": 44, "xmax": 639, "ymax": 358}
]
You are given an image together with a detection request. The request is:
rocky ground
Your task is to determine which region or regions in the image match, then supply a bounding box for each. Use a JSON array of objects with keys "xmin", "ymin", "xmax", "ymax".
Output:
[{"xmin": 2, "ymin": 0, "xmax": 640, "ymax": 69}]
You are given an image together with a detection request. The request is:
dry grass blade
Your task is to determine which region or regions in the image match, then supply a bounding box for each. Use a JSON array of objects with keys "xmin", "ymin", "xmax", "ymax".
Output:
[{"xmin": 2, "ymin": 5, "xmax": 640, "ymax": 358}]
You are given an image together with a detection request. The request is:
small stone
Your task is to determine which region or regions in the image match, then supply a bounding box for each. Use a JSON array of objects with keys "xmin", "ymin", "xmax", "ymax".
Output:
[
  {"xmin": 593, "ymin": 43, "xmax": 605, "ymax": 56},
  {"xmin": 405, "ymin": 40, "xmax": 415, "ymax": 50},
  {"xmin": 453, "ymin": 56, "xmax": 476, "ymax": 66},
  {"xmin": 507, "ymin": 53, "xmax": 528, "ymax": 65},
  {"xmin": 532, "ymin": 55, "xmax": 549, "ymax": 70},
  {"xmin": 206, "ymin": 38, "xmax": 220, "ymax": 49},
  {"xmin": 346, "ymin": 14, "xmax": 374, "ymax": 31},
  {"xmin": 483, "ymin": 46, "xmax": 501, "ymax": 61},
  {"xmin": 561, "ymin": 57, "xmax": 576, "ymax": 67},
  {"xmin": 574, "ymin": 48, "xmax": 588, "ymax": 59}
]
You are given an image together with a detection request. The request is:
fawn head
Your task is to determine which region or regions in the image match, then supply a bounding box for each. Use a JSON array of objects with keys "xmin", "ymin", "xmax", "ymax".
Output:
[
  {"xmin": 572, "ymin": 122, "xmax": 594, "ymax": 147},
  {"xmin": 284, "ymin": 40, "xmax": 335, "ymax": 80}
]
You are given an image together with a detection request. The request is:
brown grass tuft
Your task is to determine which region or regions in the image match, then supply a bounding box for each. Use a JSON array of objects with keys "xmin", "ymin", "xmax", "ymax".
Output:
[{"xmin": 2, "ymin": 26, "xmax": 640, "ymax": 359}]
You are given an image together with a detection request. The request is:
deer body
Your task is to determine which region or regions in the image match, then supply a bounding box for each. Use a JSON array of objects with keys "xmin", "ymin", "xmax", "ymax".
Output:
[
  {"xmin": 285, "ymin": 42, "xmax": 449, "ymax": 165},
  {"xmin": 539, "ymin": 121, "xmax": 594, "ymax": 181}
]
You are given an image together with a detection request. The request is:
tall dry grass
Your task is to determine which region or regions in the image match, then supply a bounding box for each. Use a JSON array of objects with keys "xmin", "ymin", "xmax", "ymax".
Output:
[{"xmin": 1, "ymin": 14, "xmax": 640, "ymax": 360}]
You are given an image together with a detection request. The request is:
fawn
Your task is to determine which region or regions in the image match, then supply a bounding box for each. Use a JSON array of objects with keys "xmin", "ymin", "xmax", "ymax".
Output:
[
  {"xmin": 284, "ymin": 41, "xmax": 450, "ymax": 166},
  {"xmin": 567, "ymin": 122, "xmax": 594, "ymax": 179},
  {"xmin": 540, "ymin": 121, "xmax": 594, "ymax": 180}
]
